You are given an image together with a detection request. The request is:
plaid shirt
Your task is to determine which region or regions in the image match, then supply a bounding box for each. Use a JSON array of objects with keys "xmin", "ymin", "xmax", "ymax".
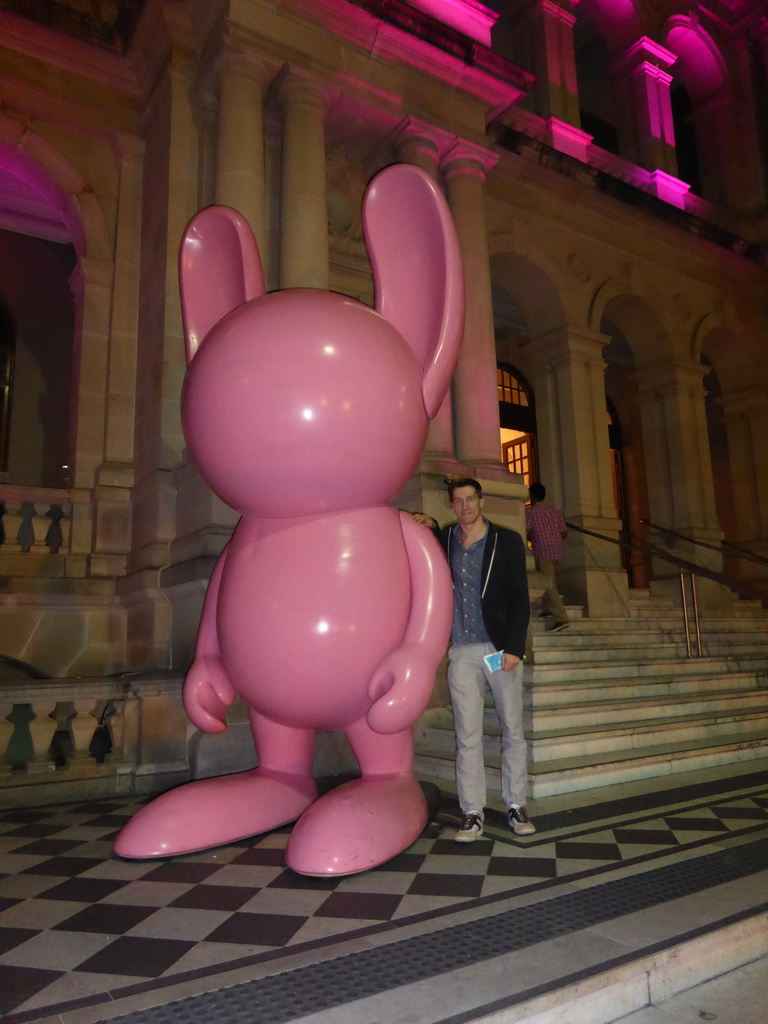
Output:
[{"xmin": 525, "ymin": 502, "xmax": 566, "ymax": 561}]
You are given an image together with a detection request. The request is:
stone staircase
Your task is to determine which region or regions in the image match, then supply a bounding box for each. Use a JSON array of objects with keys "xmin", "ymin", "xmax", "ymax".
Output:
[{"xmin": 414, "ymin": 592, "xmax": 768, "ymax": 802}]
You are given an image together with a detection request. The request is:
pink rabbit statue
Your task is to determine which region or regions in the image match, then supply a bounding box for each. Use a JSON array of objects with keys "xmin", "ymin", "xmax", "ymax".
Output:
[{"xmin": 113, "ymin": 164, "xmax": 464, "ymax": 875}]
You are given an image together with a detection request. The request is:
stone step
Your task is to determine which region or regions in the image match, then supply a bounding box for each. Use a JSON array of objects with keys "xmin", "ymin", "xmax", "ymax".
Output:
[
  {"xmin": 532, "ymin": 616, "xmax": 768, "ymax": 636},
  {"xmin": 526, "ymin": 730, "xmax": 768, "ymax": 797},
  {"xmin": 527, "ymin": 687, "xmax": 768, "ymax": 730},
  {"xmin": 418, "ymin": 703, "xmax": 768, "ymax": 764},
  {"xmin": 527, "ymin": 651, "xmax": 768, "ymax": 683},
  {"xmin": 524, "ymin": 668, "xmax": 767, "ymax": 706},
  {"xmin": 414, "ymin": 730, "xmax": 768, "ymax": 800},
  {"xmin": 531, "ymin": 637, "xmax": 768, "ymax": 665},
  {"xmin": 422, "ymin": 688, "xmax": 768, "ymax": 741},
  {"xmin": 527, "ymin": 707, "xmax": 768, "ymax": 762}
]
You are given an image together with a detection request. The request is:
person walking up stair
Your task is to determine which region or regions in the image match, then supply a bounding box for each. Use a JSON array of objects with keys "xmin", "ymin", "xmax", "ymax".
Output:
[{"xmin": 526, "ymin": 483, "xmax": 569, "ymax": 632}]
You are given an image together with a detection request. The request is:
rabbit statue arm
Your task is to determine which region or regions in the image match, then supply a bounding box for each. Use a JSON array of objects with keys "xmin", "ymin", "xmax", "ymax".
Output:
[
  {"xmin": 183, "ymin": 548, "xmax": 237, "ymax": 734},
  {"xmin": 366, "ymin": 511, "xmax": 453, "ymax": 735}
]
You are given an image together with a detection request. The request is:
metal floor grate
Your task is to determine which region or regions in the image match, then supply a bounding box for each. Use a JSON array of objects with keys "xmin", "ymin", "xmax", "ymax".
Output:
[{"xmin": 102, "ymin": 835, "xmax": 768, "ymax": 1024}]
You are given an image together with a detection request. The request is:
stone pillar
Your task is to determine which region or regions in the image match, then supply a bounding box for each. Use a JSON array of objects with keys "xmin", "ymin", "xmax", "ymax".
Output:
[
  {"xmin": 523, "ymin": 0, "xmax": 580, "ymax": 124},
  {"xmin": 513, "ymin": 0, "xmax": 591, "ymax": 160},
  {"xmin": 692, "ymin": 88, "xmax": 765, "ymax": 213},
  {"xmin": 214, "ymin": 51, "xmax": 270, "ymax": 254},
  {"xmin": 527, "ymin": 326, "xmax": 628, "ymax": 616},
  {"xmin": 441, "ymin": 141, "xmax": 501, "ymax": 468},
  {"xmin": 719, "ymin": 389, "xmax": 768, "ymax": 582},
  {"xmin": 276, "ymin": 71, "xmax": 329, "ymax": 289},
  {"xmin": 103, "ymin": 133, "xmax": 143, "ymax": 474},
  {"xmin": 88, "ymin": 133, "xmax": 144, "ymax": 579},
  {"xmin": 69, "ymin": 257, "xmax": 114, "ymax": 492},
  {"xmin": 634, "ymin": 359, "xmax": 727, "ymax": 611},
  {"xmin": 390, "ymin": 118, "xmax": 456, "ymax": 463},
  {"xmin": 613, "ymin": 38, "xmax": 686, "ymax": 204}
]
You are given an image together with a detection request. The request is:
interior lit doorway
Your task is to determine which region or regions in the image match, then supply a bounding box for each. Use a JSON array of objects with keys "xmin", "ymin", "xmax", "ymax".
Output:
[{"xmin": 497, "ymin": 363, "xmax": 537, "ymax": 485}]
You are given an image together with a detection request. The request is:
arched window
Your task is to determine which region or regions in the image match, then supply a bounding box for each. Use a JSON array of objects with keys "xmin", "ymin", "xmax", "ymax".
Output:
[{"xmin": 497, "ymin": 363, "xmax": 537, "ymax": 483}]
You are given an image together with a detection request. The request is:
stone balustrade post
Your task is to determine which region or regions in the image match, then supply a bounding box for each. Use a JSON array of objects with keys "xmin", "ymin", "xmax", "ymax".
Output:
[
  {"xmin": 106, "ymin": 700, "xmax": 125, "ymax": 762},
  {"xmin": 0, "ymin": 702, "xmax": 13, "ymax": 775},
  {"xmin": 441, "ymin": 141, "xmax": 502, "ymax": 468},
  {"xmin": 276, "ymin": 71, "xmax": 330, "ymax": 289},
  {"xmin": 68, "ymin": 699, "xmax": 99, "ymax": 764},
  {"xmin": 27, "ymin": 700, "xmax": 57, "ymax": 773}
]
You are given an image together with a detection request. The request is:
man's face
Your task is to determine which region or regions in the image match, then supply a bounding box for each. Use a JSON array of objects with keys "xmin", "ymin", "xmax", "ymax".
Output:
[{"xmin": 451, "ymin": 486, "xmax": 484, "ymax": 527}]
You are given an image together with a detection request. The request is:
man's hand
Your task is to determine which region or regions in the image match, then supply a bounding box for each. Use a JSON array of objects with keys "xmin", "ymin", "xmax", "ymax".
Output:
[
  {"xmin": 501, "ymin": 653, "xmax": 521, "ymax": 672},
  {"xmin": 411, "ymin": 512, "xmax": 437, "ymax": 528}
]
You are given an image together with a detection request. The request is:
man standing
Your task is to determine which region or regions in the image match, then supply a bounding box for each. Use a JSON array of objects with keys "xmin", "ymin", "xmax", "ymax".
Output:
[
  {"xmin": 526, "ymin": 482, "xmax": 569, "ymax": 632},
  {"xmin": 418, "ymin": 478, "xmax": 533, "ymax": 841}
]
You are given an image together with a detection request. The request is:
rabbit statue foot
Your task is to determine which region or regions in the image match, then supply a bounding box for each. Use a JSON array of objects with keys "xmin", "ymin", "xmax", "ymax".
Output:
[
  {"xmin": 113, "ymin": 767, "xmax": 318, "ymax": 859},
  {"xmin": 285, "ymin": 773, "xmax": 427, "ymax": 876}
]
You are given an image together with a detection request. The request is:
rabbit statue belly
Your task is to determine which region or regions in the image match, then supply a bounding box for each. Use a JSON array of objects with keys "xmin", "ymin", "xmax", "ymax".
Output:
[
  {"xmin": 114, "ymin": 165, "xmax": 464, "ymax": 875},
  {"xmin": 217, "ymin": 509, "xmax": 411, "ymax": 728}
]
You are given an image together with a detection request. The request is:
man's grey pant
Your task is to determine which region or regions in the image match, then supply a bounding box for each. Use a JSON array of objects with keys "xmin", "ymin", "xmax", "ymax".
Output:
[{"xmin": 447, "ymin": 642, "xmax": 528, "ymax": 814}]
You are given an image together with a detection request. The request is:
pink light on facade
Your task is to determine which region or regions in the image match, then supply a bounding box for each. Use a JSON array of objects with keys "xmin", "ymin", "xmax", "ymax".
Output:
[
  {"xmin": 664, "ymin": 18, "xmax": 727, "ymax": 101},
  {"xmin": 0, "ymin": 144, "xmax": 83, "ymax": 252},
  {"xmin": 547, "ymin": 118, "xmax": 593, "ymax": 161},
  {"xmin": 580, "ymin": 0, "xmax": 641, "ymax": 49},
  {"xmin": 406, "ymin": 0, "xmax": 498, "ymax": 46},
  {"xmin": 648, "ymin": 169, "xmax": 690, "ymax": 209}
]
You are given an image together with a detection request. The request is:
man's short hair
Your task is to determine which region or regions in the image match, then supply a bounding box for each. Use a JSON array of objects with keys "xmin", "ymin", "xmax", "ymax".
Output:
[
  {"xmin": 446, "ymin": 477, "xmax": 483, "ymax": 501},
  {"xmin": 529, "ymin": 482, "xmax": 546, "ymax": 502}
]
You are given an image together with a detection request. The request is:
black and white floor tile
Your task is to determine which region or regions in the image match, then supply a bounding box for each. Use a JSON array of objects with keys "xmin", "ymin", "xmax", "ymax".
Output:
[{"xmin": 1, "ymin": 781, "xmax": 767, "ymax": 1020}]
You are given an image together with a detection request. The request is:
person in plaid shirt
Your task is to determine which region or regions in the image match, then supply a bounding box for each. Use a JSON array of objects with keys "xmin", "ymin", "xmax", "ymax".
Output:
[{"xmin": 525, "ymin": 483, "xmax": 569, "ymax": 631}]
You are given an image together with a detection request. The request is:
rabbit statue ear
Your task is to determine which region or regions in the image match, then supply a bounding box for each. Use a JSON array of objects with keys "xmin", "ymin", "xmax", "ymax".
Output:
[
  {"xmin": 363, "ymin": 164, "xmax": 464, "ymax": 419},
  {"xmin": 179, "ymin": 205, "xmax": 265, "ymax": 363}
]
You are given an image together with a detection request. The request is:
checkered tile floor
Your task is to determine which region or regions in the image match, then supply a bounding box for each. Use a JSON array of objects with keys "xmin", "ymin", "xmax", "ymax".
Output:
[{"xmin": 1, "ymin": 782, "xmax": 767, "ymax": 1020}]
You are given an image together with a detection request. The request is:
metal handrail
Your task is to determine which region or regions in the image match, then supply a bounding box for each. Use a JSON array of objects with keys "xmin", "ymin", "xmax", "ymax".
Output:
[
  {"xmin": 641, "ymin": 518, "xmax": 768, "ymax": 569},
  {"xmin": 564, "ymin": 520, "xmax": 768, "ymax": 658}
]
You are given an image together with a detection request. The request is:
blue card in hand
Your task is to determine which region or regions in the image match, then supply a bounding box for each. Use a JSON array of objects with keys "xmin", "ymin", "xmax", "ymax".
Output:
[{"xmin": 483, "ymin": 650, "xmax": 503, "ymax": 673}]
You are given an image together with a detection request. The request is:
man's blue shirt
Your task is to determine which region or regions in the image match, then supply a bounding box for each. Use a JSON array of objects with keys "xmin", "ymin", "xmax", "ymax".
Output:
[{"xmin": 449, "ymin": 522, "xmax": 492, "ymax": 646}]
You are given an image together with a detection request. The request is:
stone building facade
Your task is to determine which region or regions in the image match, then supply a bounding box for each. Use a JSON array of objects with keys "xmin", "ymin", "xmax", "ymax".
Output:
[{"xmin": 0, "ymin": 0, "xmax": 766, "ymax": 689}]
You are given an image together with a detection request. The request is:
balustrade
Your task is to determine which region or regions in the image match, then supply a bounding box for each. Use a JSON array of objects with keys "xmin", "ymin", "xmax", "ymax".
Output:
[
  {"xmin": 0, "ymin": 486, "xmax": 70, "ymax": 555},
  {"xmin": 2, "ymin": 687, "xmax": 123, "ymax": 776},
  {"xmin": 0, "ymin": 674, "xmax": 188, "ymax": 809}
]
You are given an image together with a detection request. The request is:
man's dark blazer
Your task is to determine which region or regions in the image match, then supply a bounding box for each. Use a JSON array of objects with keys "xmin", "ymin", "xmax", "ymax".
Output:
[{"xmin": 436, "ymin": 520, "xmax": 530, "ymax": 660}]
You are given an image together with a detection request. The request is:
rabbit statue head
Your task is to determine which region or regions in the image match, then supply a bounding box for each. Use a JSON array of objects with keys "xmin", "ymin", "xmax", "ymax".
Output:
[{"xmin": 179, "ymin": 165, "xmax": 463, "ymax": 517}]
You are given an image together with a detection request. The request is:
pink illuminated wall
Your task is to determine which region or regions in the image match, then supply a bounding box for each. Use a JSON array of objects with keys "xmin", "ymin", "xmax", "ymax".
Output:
[{"xmin": 406, "ymin": 0, "xmax": 497, "ymax": 46}]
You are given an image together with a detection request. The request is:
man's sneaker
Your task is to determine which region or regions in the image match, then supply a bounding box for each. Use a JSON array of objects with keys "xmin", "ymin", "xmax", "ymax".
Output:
[
  {"xmin": 550, "ymin": 621, "xmax": 569, "ymax": 633},
  {"xmin": 455, "ymin": 812, "xmax": 484, "ymax": 843},
  {"xmin": 508, "ymin": 805, "xmax": 536, "ymax": 835}
]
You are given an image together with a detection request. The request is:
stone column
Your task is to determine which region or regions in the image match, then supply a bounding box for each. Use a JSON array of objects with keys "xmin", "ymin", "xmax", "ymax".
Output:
[
  {"xmin": 510, "ymin": 0, "xmax": 591, "ymax": 160},
  {"xmin": 613, "ymin": 38, "xmax": 688, "ymax": 205},
  {"xmin": 692, "ymin": 87, "xmax": 765, "ymax": 213},
  {"xmin": 634, "ymin": 359, "xmax": 727, "ymax": 611},
  {"xmin": 519, "ymin": 0, "xmax": 579, "ymax": 123},
  {"xmin": 719, "ymin": 389, "xmax": 768, "ymax": 582},
  {"xmin": 69, "ymin": 257, "xmax": 114, "ymax": 492},
  {"xmin": 441, "ymin": 141, "xmax": 501, "ymax": 468},
  {"xmin": 214, "ymin": 50, "xmax": 270, "ymax": 254},
  {"xmin": 89, "ymin": 132, "xmax": 145, "ymax": 578},
  {"xmin": 276, "ymin": 71, "xmax": 329, "ymax": 289},
  {"xmin": 390, "ymin": 118, "xmax": 456, "ymax": 463},
  {"xmin": 527, "ymin": 326, "xmax": 628, "ymax": 616}
]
